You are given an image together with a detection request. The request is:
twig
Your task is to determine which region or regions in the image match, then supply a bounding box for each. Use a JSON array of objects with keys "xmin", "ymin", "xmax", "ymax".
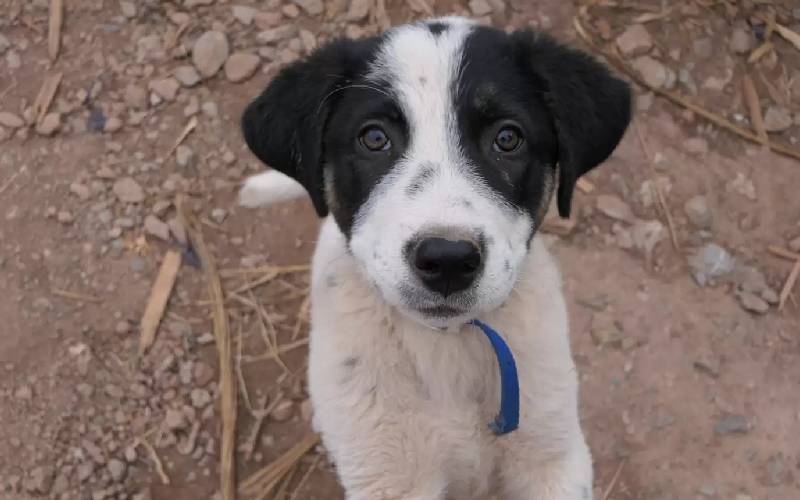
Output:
[
  {"xmin": 240, "ymin": 434, "xmax": 321, "ymax": 497},
  {"xmin": 219, "ymin": 264, "xmax": 310, "ymax": 278},
  {"xmin": 164, "ymin": 116, "xmax": 198, "ymax": 160},
  {"xmin": 775, "ymin": 23, "xmax": 800, "ymax": 52},
  {"xmin": 0, "ymin": 171, "xmax": 22, "ymax": 195},
  {"xmin": 272, "ymin": 464, "xmax": 300, "ymax": 500},
  {"xmin": 768, "ymin": 246, "xmax": 800, "ymax": 262},
  {"xmin": 33, "ymin": 73, "xmax": 63, "ymax": 124},
  {"xmin": 178, "ymin": 197, "xmax": 237, "ymax": 500},
  {"xmin": 779, "ymin": 259, "xmax": 800, "ymax": 311},
  {"xmin": 241, "ymin": 338, "xmax": 310, "ymax": 364},
  {"xmin": 138, "ymin": 250, "xmax": 182, "ymax": 355},
  {"xmin": 51, "ymin": 288, "xmax": 102, "ymax": 303},
  {"xmin": 602, "ymin": 459, "xmax": 626, "ymax": 500},
  {"xmin": 573, "ymin": 15, "xmax": 800, "ymax": 163},
  {"xmin": 742, "ymin": 74, "xmax": 768, "ymax": 147},
  {"xmin": 48, "ymin": 0, "xmax": 63, "ymax": 61},
  {"xmin": 288, "ymin": 454, "xmax": 321, "ymax": 500},
  {"xmin": 135, "ymin": 438, "xmax": 170, "ymax": 485}
]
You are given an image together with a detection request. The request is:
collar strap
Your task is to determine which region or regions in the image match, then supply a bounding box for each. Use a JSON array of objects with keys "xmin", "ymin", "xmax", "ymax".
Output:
[{"xmin": 469, "ymin": 319, "xmax": 520, "ymax": 435}]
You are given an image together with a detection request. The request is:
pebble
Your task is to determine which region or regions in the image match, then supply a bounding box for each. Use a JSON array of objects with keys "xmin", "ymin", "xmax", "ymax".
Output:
[
  {"xmin": 766, "ymin": 454, "xmax": 785, "ymax": 485},
  {"xmin": 164, "ymin": 408, "xmax": 188, "ymax": 431},
  {"xmin": 148, "ymin": 77, "xmax": 180, "ymax": 101},
  {"xmin": 114, "ymin": 320, "xmax": 131, "ymax": 335},
  {"xmin": 729, "ymin": 28, "xmax": 753, "ymax": 54},
  {"xmin": 36, "ymin": 112, "xmax": 61, "ymax": 136},
  {"xmin": 201, "ymin": 101, "xmax": 219, "ymax": 117},
  {"xmin": 185, "ymin": 0, "xmax": 214, "ymax": 6},
  {"xmin": 119, "ymin": 0, "xmax": 136, "ymax": 18},
  {"xmin": 104, "ymin": 116, "xmax": 123, "ymax": 133},
  {"xmin": 144, "ymin": 215, "xmax": 170, "ymax": 241},
  {"xmin": 124, "ymin": 84, "xmax": 149, "ymax": 110},
  {"xmin": 174, "ymin": 65, "xmax": 201, "ymax": 88},
  {"xmin": 292, "ymin": 0, "xmax": 324, "ymax": 16},
  {"xmin": 0, "ymin": 111, "xmax": 24, "ymax": 128},
  {"xmin": 763, "ymin": 106, "xmax": 793, "ymax": 132},
  {"xmin": 24, "ymin": 466, "xmax": 54, "ymax": 494},
  {"xmin": 788, "ymin": 236, "xmax": 800, "ymax": 253},
  {"xmin": 346, "ymin": 0, "xmax": 371, "ymax": 21},
  {"xmin": 57, "ymin": 210, "xmax": 74, "ymax": 224},
  {"xmin": 256, "ymin": 25, "xmax": 298, "ymax": 44},
  {"xmin": 727, "ymin": 172, "xmax": 757, "ymax": 200},
  {"xmin": 107, "ymin": 459, "xmax": 127, "ymax": 483},
  {"xmin": 683, "ymin": 195, "xmax": 712, "ymax": 229},
  {"xmin": 210, "ymin": 208, "xmax": 227, "ymax": 224},
  {"xmin": 615, "ymin": 24, "xmax": 653, "ymax": 56},
  {"xmin": 232, "ymin": 5, "xmax": 257, "ymax": 25},
  {"xmin": 224, "ymin": 52, "xmax": 260, "ymax": 83},
  {"xmin": 192, "ymin": 31, "xmax": 230, "ymax": 78},
  {"xmin": 714, "ymin": 414, "xmax": 749, "ymax": 435},
  {"xmin": 190, "ymin": 388, "xmax": 212, "ymax": 408},
  {"xmin": 692, "ymin": 37, "xmax": 713, "ymax": 59},
  {"xmin": 137, "ymin": 34, "xmax": 165, "ymax": 63},
  {"xmin": 70, "ymin": 182, "xmax": 91, "ymax": 201},
  {"xmin": 14, "ymin": 385, "xmax": 33, "ymax": 400},
  {"xmin": 468, "ymin": 0, "xmax": 493, "ymax": 16},
  {"xmin": 168, "ymin": 217, "xmax": 188, "ymax": 245},
  {"xmin": 255, "ymin": 11, "xmax": 283, "ymax": 29},
  {"xmin": 0, "ymin": 34, "xmax": 9, "ymax": 54},
  {"xmin": 688, "ymin": 243, "xmax": 735, "ymax": 286},
  {"xmin": 271, "ymin": 399, "xmax": 294, "ymax": 421},
  {"xmin": 113, "ymin": 177, "xmax": 145, "ymax": 203},
  {"xmin": 590, "ymin": 313, "xmax": 623, "ymax": 348},
  {"xmin": 596, "ymin": 194, "xmax": 635, "ymax": 223},
  {"xmin": 631, "ymin": 56, "xmax": 675, "ymax": 90},
  {"xmin": 683, "ymin": 137, "xmax": 708, "ymax": 155},
  {"xmin": 176, "ymin": 145, "xmax": 195, "ymax": 168},
  {"xmin": 737, "ymin": 291, "xmax": 769, "ymax": 315}
]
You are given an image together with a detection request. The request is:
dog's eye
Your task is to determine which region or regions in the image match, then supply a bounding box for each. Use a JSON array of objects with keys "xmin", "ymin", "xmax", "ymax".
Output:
[
  {"xmin": 359, "ymin": 126, "xmax": 391, "ymax": 152},
  {"xmin": 493, "ymin": 127, "xmax": 523, "ymax": 153}
]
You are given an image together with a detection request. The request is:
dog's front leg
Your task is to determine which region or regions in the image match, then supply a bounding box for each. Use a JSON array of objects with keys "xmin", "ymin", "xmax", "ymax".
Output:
[{"xmin": 499, "ymin": 438, "xmax": 593, "ymax": 500}]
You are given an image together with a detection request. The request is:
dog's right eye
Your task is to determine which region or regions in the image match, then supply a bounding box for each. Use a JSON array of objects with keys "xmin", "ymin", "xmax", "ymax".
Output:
[{"xmin": 359, "ymin": 126, "xmax": 391, "ymax": 152}]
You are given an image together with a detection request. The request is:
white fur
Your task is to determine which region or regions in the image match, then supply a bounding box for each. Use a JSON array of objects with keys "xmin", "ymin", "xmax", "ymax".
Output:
[
  {"xmin": 309, "ymin": 217, "xmax": 591, "ymax": 500},
  {"xmin": 238, "ymin": 170, "xmax": 306, "ymax": 208}
]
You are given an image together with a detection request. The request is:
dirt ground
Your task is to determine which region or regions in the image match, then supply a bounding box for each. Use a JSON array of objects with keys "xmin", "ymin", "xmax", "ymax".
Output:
[{"xmin": 1, "ymin": 1, "xmax": 800, "ymax": 499}]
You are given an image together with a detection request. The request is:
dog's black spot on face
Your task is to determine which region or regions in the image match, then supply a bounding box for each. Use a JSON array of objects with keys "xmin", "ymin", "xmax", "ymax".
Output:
[
  {"xmin": 406, "ymin": 163, "xmax": 437, "ymax": 197},
  {"xmin": 326, "ymin": 274, "xmax": 339, "ymax": 288},
  {"xmin": 343, "ymin": 356, "xmax": 360, "ymax": 368},
  {"xmin": 426, "ymin": 21, "xmax": 448, "ymax": 36},
  {"xmin": 503, "ymin": 259, "xmax": 510, "ymax": 272},
  {"xmin": 460, "ymin": 199, "xmax": 473, "ymax": 209}
]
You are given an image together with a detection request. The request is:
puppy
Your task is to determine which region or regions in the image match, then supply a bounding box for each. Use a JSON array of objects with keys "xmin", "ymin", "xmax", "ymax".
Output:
[{"xmin": 240, "ymin": 17, "xmax": 631, "ymax": 500}]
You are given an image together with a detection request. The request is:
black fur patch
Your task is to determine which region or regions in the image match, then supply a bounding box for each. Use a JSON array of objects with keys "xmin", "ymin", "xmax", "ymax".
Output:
[{"xmin": 406, "ymin": 163, "xmax": 437, "ymax": 197}]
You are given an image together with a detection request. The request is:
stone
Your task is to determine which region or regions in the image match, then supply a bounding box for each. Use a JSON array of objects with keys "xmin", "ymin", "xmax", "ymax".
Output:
[
  {"xmin": 596, "ymin": 194, "xmax": 635, "ymax": 223},
  {"xmin": 0, "ymin": 34, "xmax": 10, "ymax": 54},
  {"xmin": 24, "ymin": 466, "xmax": 54, "ymax": 494},
  {"xmin": 144, "ymin": 215, "xmax": 170, "ymax": 241},
  {"xmin": 201, "ymin": 101, "xmax": 218, "ymax": 117},
  {"xmin": 104, "ymin": 117, "xmax": 123, "ymax": 133},
  {"xmin": 119, "ymin": 0, "xmax": 136, "ymax": 18},
  {"xmin": 57, "ymin": 210, "xmax": 74, "ymax": 224},
  {"xmin": 271, "ymin": 399, "xmax": 294, "ymax": 421},
  {"xmin": 113, "ymin": 177, "xmax": 145, "ymax": 203},
  {"xmin": 683, "ymin": 195, "xmax": 712, "ymax": 229},
  {"xmin": 300, "ymin": 30, "xmax": 317, "ymax": 53},
  {"xmin": 737, "ymin": 291, "xmax": 769, "ymax": 314},
  {"xmin": 256, "ymin": 25, "xmax": 298, "ymax": 44},
  {"xmin": 193, "ymin": 361, "xmax": 215, "ymax": 386},
  {"xmin": 345, "ymin": 0, "xmax": 371, "ymax": 21},
  {"xmin": 616, "ymin": 24, "xmax": 653, "ymax": 56},
  {"xmin": 136, "ymin": 35, "xmax": 165, "ymax": 63},
  {"xmin": 192, "ymin": 31, "xmax": 230, "ymax": 78},
  {"xmin": 164, "ymin": 408, "xmax": 188, "ymax": 431},
  {"xmin": 210, "ymin": 208, "xmax": 227, "ymax": 224},
  {"xmin": 148, "ymin": 78, "xmax": 180, "ymax": 101},
  {"xmin": 727, "ymin": 172, "xmax": 757, "ymax": 200},
  {"xmin": 14, "ymin": 385, "xmax": 33, "ymax": 400},
  {"xmin": 292, "ymin": 0, "xmax": 324, "ymax": 16},
  {"xmin": 232, "ymin": 5, "xmax": 257, "ymax": 25},
  {"xmin": 190, "ymin": 388, "xmax": 212, "ymax": 408},
  {"xmin": 729, "ymin": 28, "xmax": 752, "ymax": 54},
  {"xmin": 468, "ymin": 0, "xmax": 493, "ymax": 16},
  {"xmin": 0, "ymin": 111, "xmax": 24, "ymax": 128},
  {"xmin": 36, "ymin": 112, "xmax": 61, "ymax": 136},
  {"xmin": 174, "ymin": 65, "xmax": 201, "ymax": 87},
  {"xmin": 714, "ymin": 414, "xmax": 749, "ymax": 435},
  {"xmin": 763, "ymin": 106, "xmax": 793, "ymax": 133},
  {"xmin": 185, "ymin": 0, "xmax": 214, "ymax": 6},
  {"xmin": 124, "ymin": 84, "xmax": 148, "ymax": 110},
  {"xmin": 176, "ymin": 145, "xmax": 195, "ymax": 168},
  {"xmin": 631, "ymin": 219, "xmax": 664, "ymax": 258},
  {"xmin": 788, "ymin": 236, "xmax": 800, "ymax": 253},
  {"xmin": 168, "ymin": 217, "xmax": 187, "ymax": 245},
  {"xmin": 692, "ymin": 37, "xmax": 713, "ymax": 59},
  {"xmin": 254, "ymin": 11, "xmax": 283, "ymax": 29},
  {"xmin": 683, "ymin": 137, "xmax": 708, "ymax": 155},
  {"xmin": 688, "ymin": 243, "xmax": 735, "ymax": 286},
  {"xmin": 70, "ymin": 182, "xmax": 90, "ymax": 201},
  {"xmin": 766, "ymin": 454, "xmax": 786, "ymax": 486},
  {"xmin": 224, "ymin": 52, "xmax": 260, "ymax": 83},
  {"xmin": 631, "ymin": 56, "xmax": 675, "ymax": 89},
  {"xmin": 590, "ymin": 313, "xmax": 623, "ymax": 348},
  {"xmin": 107, "ymin": 459, "xmax": 127, "ymax": 482}
]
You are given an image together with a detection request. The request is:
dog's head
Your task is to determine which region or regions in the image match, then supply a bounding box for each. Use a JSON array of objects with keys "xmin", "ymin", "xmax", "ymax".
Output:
[{"xmin": 242, "ymin": 17, "xmax": 631, "ymax": 328}]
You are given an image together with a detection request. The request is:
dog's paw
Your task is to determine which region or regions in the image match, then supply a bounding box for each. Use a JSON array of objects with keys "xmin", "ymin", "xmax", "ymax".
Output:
[{"xmin": 238, "ymin": 170, "xmax": 306, "ymax": 208}]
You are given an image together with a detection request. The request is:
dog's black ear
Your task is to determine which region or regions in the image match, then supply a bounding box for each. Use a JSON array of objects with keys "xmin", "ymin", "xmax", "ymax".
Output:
[
  {"xmin": 241, "ymin": 38, "xmax": 375, "ymax": 216},
  {"xmin": 511, "ymin": 30, "xmax": 632, "ymax": 218}
]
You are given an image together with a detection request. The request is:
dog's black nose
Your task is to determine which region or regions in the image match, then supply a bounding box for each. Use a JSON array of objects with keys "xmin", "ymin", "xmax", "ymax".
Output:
[{"xmin": 412, "ymin": 237, "xmax": 482, "ymax": 296}]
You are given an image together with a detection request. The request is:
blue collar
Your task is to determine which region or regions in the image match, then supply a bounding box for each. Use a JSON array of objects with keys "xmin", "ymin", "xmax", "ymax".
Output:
[{"xmin": 469, "ymin": 319, "xmax": 520, "ymax": 435}]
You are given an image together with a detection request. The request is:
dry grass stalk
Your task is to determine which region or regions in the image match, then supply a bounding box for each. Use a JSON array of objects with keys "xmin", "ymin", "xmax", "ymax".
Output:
[
  {"xmin": 165, "ymin": 116, "xmax": 198, "ymax": 159},
  {"xmin": 240, "ymin": 434, "xmax": 321, "ymax": 498},
  {"xmin": 287, "ymin": 454, "xmax": 321, "ymax": 500},
  {"xmin": 748, "ymin": 41, "xmax": 774, "ymax": 64},
  {"xmin": 768, "ymin": 245, "xmax": 800, "ymax": 261},
  {"xmin": 242, "ymin": 338, "xmax": 310, "ymax": 365},
  {"xmin": 779, "ymin": 259, "xmax": 800, "ymax": 311},
  {"xmin": 51, "ymin": 288, "xmax": 102, "ymax": 303},
  {"xmin": 178, "ymin": 199, "xmax": 238, "ymax": 500},
  {"xmin": 573, "ymin": 16, "xmax": 800, "ymax": 163},
  {"xmin": 48, "ymin": 0, "xmax": 63, "ymax": 61},
  {"xmin": 272, "ymin": 464, "xmax": 300, "ymax": 500},
  {"xmin": 138, "ymin": 250, "xmax": 182, "ymax": 355},
  {"xmin": 220, "ymin": 264, "xmax": 310, "ymax": 278},
  {"xmin": 33, "ymin": 72, "xmax": 63, "ymax": 124},
  {"xmin": 775, "ymin": 23, "xmax": 800, "ymax": 51},
  {"xmin": 602, "ymin": 459, "xmax": 626, "ymax": 500},
  {"xmin": 135, "ymin": 437, "xmax": 171, "ymax": 485},
  {"xmin": 742, "ymin": 74, "xmax": 769, "ymax": 146},
  {"xmin": 577, "ymin": 177, "xmax": 596, "ymax": 193}
]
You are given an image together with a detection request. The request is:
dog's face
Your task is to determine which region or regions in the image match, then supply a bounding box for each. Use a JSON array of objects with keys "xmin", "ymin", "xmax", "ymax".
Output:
[{"xmin": 243, "ymin": 17, "xmax": 631, "ymax": 328}]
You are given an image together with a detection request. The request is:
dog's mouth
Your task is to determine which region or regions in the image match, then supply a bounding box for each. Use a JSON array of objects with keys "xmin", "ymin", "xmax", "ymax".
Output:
[{"xmin": 415, "ymin": 304, "xmax": 468, "ymax": 318}]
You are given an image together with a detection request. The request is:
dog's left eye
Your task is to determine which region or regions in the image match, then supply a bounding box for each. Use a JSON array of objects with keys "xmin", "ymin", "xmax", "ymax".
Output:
[
  {"xmin": 493, "ymin": 126, "xmax": 523, "ymax": 153},
  {"xmin": 359, "ymin": 126, "xmax": 392, "ymax": 152}
]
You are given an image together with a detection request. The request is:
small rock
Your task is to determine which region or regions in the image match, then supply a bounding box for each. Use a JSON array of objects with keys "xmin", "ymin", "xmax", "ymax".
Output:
[
  {"xmin": 190, "ymin": 388, "xmax": 212, "ymax": 408},
  {"xmin": 104, "ymin": 116, "xmax": 123, "ymax": 133},
  {"xmin": 77, "ymin": 462, "xmax": 95, "ymax": 482},
  {"xmin": 232, "ymin": 5, "xmax": 257, "ymax": 25},
  {"xmin": 24, "ymin": 466, "xmax": 54, "ymax": 494},
  {"xmin": 729, "ymin": 28, "xmax": 753, "ymax": 54},
  {"xmin": 57, "ymin": 210, "xmax": 74, "ymax": 224},
  {"xmin": 299, "ymin": 30, "xmax": 317, "ymax": 53},
  {"xmin": 727, "ymin": 172, "xmax": 757, "ymax": 201},
  {"xmin": 14, "ymin": 385, "xmax": 33, "ymax": 400},
  {"xmin": 714, "ymin": 414, "xmax": 749, "ymax": 435},
  {"xmin": 737, "ymin": 291, "xmax": 769, "ymax": 315},
  {"xmin": 683, "ymin": 137, "xmax": 708, "ymax": 155},
  {"xmin": 0, "ymin": 111, "xmax": 24, "ymax": 129},
  {"xmin": 201, "ymin": 101, "xmax": 218, "ymax": 117},
  {"xmin": 185, "ymin": 0, "xmax": 214, "ymax": 6},
  {"xmin": 345, "ymin": 0, "xmax": 371, "ymax": 20},
  {"xmin": 124, "ymin": 84, "xmax": 148, "ymax": 110},
  {"xmin": 693, "ymin": 354, "xmax": 720, "ymax": 378},
  {"xmin": 119, "ymin": 0, "xmax": 136, "ymax": 18},
  {"xmin": 210, "ymin": 208, "xmax": 227, "ymax": 224},
  {"xmin": 692, "ymin": 37, "xmax": 713, "ymax": 59},
  {"xmin": 176, "ymin": 145, "xmax": 195, "ymax": 168},
  {"xmin": 224, "ymin": 52, "xmax": 260, "ymax": 83},
  {"xmin": 0, "ymin": 34, "xmax": 10, "ymax": 54},
  {"xmin": 596, "ymin": 194, "xmax": 635, "ymax": 223},
  {"xmin": 590, "ymin": 313, "xmax": 623, "ymax": 348},
  {"xmin": 683, "ymin": 195, "xmax": 712, "ymax": 229},
  {"xmin": 70, "ymin": 182, "xmax": 91, "ymax": 201},
  {"xmin": 300, "ymin": 400, "xmax": 313, "ymax": 422},
  {"xmin": 113, "ymin": 177, "xmax": 145, "ymax": 203},
  {"xmin": 148, "ymin": 78, "xmax": 180, "ymax": 102},
  {"xmin": 631, "ymin": 56, "xmax": 675, "ymax": 89},
  {"xmin": 167, "ymin": 217, "xmax": 187, "ymax": 245},
  {"xmin": 616, "ymin": 24, "xmax": 653, "ymax": 56},
  {"xmin": 254, "ymin": 11, "xmax": 283, "ymax": 29},
  {"xmin": 283, "ymin": 3, "xmax": 301, "ymax": 18},
  {"xmin": 468, "ymin": 0, "xmax": 493, "ymax": 16},
  {"xmin": 174, "ymin": 66, "xmax": 201, "ymax": 88},
  {"xmin": 192, "ymin": 31, "xmax": 230, "ymax": 78},
  {"xmin": 107, "ymin": 459, "xmax": 127, "ymax": 483},
  {"xmin": 136, "ymin": 34, "xmax": 165, "ymax": 63},
  {"xmin": 292, "ymin": 0, "xmax": 324, "ymax": 16},
  {"xmin": 763, "ymin": 106, "xmax": 793, "ymax": 133},
  {"xmin": 76, "ymin": 383, "xmax": 94, "ymax": 398},
  {"xmin": 256, "ymin": 25, "xmax": 298, "ymax": 44},
  {"xmin": 698, "ymin": 484, "xmax": 716, "ymax": 497},
  {"xmin": 766, "ymin": 454, "xmax": 786, "ymax": 486},
  {"xmin": 271, "ymin": 399, "xmax": 294, "ymax": 421},
  {"xmin": 688, "ymin": 243, "xmax": 736, "ymax": 286},
  {"xmin": 36, "ymin": 112, "xmax": 61, "ymax": 136},
  {"xmin": 114, "ymin": 320, "xmax": 131, "ymax": 335},
  {"xmin": 193, "ymin": 361, "xmax": 215, "ymax": 386},
  {"xmin": 124, "ymin": 446, "xmax": 138, "ymax": 463},
  {"xmin": 144, "ymin": 215, "xmax": 170, "ymax": 241},
  {"xmin": 788, "ymin": 236, "xmax": 800, "ymax": 253},
  {"xmin": 164, "ymin": 408, "xmax": 188, "ymax": 431}
]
